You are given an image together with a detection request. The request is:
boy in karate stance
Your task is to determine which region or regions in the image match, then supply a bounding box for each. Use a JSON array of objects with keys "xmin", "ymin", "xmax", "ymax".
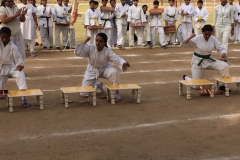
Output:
[
  {"xmin": 127, "ymin": 0, "xmax": 146, "ymax": 47},
  {"xmin": 142, "ymin": 5, "xmax": 153, "ymax": 47},
  {"xmin": 149, "ymin": 0, "xmax": 167, "ymax": 48},
  {"xmin": 110, "ymin": 0, "xmax": 117, "ymax": 47},
  {"xmin": 194, "ymin": 0, "xmax": 209, "ymax": 35},
  {"xmin": 0, "ymin": 27, "xmax": 29, "ymax": 106},
  {"xmin": 163, "ymin": 0, "xmax": 178, "ymax": 45},
  {"xmin": 83, "ymin": 0, "xmax": 102, "ymax": 44},
  {"xmin": 179, "ymin": 0, "xmax": 195, "ymax": 41},
  {"xmin": 115, "ymin": 0, "xmax": 129, "ymax": 48}
]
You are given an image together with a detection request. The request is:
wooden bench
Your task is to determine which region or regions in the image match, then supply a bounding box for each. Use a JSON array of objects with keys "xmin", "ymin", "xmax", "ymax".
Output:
[
  {"xmin": 179, "ymin": 79, "xmax": 215, "ymax": 99},
  {"xmin": 105, "ymin": 84, "xmax": 141, "ymax": 105},
  {"xmin": 7, "ymin": 89, "xmax": 44, "ymax": 113},
  {"xmin": 215, "ymin": 77, "xmax": 240, "ymax": 96},
  {"xmin": 60, "ymin": 86, "xmax": 97, "ymax": 108}
]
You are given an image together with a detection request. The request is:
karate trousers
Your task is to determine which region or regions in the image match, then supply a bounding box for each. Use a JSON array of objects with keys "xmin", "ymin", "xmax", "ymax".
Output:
[{"xmin": 80, "ymin": 67, "xmax": 119, "ymax": 96}]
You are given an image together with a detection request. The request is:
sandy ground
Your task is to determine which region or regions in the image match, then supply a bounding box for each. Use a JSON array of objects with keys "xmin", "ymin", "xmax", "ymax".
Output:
[{"xmin": 1, "ymin": 45, "xmax": 240, "ymax": 160}]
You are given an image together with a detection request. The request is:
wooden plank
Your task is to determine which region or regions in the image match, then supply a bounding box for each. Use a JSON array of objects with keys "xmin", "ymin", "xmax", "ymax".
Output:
[
  {"xmin": 105, "ymin": 84, "xmax": 141, "ymax": 90},
  {"xmin": 8, "ymin": 89, "xmax": 43, "ymax": 97},
  {"xmin": 215, "ymin": 77, "xmax": 240, "ymax": 83},
  {"xmin": 61, "ymin": 86, "xmax": 96, "ymax": 93},
  {"xmin": 179, "ymin": 79, "xmax": 214, "ymax": 85}
]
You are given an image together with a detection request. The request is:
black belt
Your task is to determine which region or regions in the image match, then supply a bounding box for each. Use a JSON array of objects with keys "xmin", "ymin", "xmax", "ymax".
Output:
[
  {"xmin": 40, "ymin": 16, "xmax": 51, "ymax": 38},
  {"xmin": 101, "ymin": 18, "xmax": 111, "ymax": 28}
]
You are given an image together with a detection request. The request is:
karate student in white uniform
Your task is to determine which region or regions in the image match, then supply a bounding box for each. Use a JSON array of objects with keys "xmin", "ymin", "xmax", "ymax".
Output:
[
  {"xmin": 100, "ymin": 0, "xmax": 114, "ymax": 47},
  {"xmin": 83, "ymin": 0, "xmax": 102, "ymax": 45},
  {"xmin": 228, "ymin": 0, "xmax": 236, "ymax": 42},
  {"xmin": 37, "ymin": 0, "xmax": 53, "ymax": 50},
  {"xmin": 234, "ymin": 0, "xmax": 240, "ymax": 43},
  {"xmin": 127, "ymin": 0, "xmax": 146, "ymax": 47},
  {"xmin": 110, "ymin": 0, "xmax": 117, "ymax": 47},
  {"xmin": 213, "ymin": 0, "xmax": 234, "ymax": 53},
  {"xmin": 53, "ymin": 0, "xmax": 70, "ymax": 50},
  {"xmin": 163, "ymin": 0, "xmax": 178, "ymax": 45},
  {"xmin": 142, "ymin": 5, "xmax": 153, "ymax": 47},
  {"xmin": 149, "ymin": 0, "xmax": 167, "ymax": 48},
  {"xmin": 18, "ymin": 0, "xmax": 38, "ymax": 57},
  {"xmin": 194, "ymin": 0, "xmax": 209, "ymax": 35},
  {"xmin": 179, "ymin": 0, "xmax": 195, "ymax": 41},
  {"xmin": 182, "ymin": 25, "xmax": 230, "ymax": 92},
  {"xmin": 0, "ymin": 27, "xmax": 30, "ymax": 106},
  {"xmin": 74, "ymin": 33, "xmax": 130, "ymax": 101},
  {"xmin": 115, "ymin": 0, "xmax": 129, "ymax": 48},
  {"xmin": 0, "ymin": 0, "xmax": 27, "ymax": 59}
]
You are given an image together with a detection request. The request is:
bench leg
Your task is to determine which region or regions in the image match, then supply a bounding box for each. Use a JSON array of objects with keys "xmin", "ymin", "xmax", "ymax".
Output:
[
  {"xmin": 215, "ymin": 80, "xmax": 219, "ymax": 92},
  {"xmin": 36, "ymin": 96, "xmax": 40, "ymax": 106},
  {"xmin": 9, "ymin": 97, "xmax": 13, "ymax": 113},
  {"xmin": 132, "ymin": 89, "xmax": 136, "ymax": 97},
  {"xmin": 137, "ymin": 89, "xmax": 141, "ymax": 104},
  {"xmin": 179, "ymin": 83, "xmax": 183, "ymax": 95},
  {"xmin": 106, "ymin": 88, "xmax": 110, "ymax": 101},
  {"xmin": 225, "ymin": 84, "xmax": 230, "ymax": 97},
  {"xmin": 64, "ymin": 94, "xmax": 69, "ymax": 108},
  {"xmin": 110, "ymin": 90, "xmax": 115, "ymax": 105},
  {"xmin": 186, "ymin": 86, "xmax": 191, "ymax": 99},
  {"xmin": 210, "ymin": 85, "xmax": 214, "ymax": 98},
  {"xmin": 92, "ymin": 92, "xmax": 96, "ymax": 106},
  {"xmin": 39, "ymin": 96, "xmax": 44, "ymax": 110},
  {"xmin": 237, "ymin": 83, "xmax": 240, "ymax": 91},
  {"xmin": 61, "ymin": 92, "xmax": 64, "ymax": 103}
]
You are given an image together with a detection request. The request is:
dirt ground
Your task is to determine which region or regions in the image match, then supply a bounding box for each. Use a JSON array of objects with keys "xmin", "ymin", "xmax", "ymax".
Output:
[{"xmin": 1, "ymin": 45, "xmax": 240, "ymax": 160}]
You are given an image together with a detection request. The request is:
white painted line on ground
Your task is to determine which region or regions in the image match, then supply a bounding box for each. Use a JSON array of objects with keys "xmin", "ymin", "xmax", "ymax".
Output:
[{"xmin": 16, "ymin": 113, "xmax": 240, "ymax": 141}]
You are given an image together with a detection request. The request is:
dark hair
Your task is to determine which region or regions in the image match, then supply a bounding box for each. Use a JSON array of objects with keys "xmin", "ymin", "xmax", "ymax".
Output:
[
  {"xmin": 96, "ymin": 32, "xmax": 108, "ymax": 48},
  {"xmin": 153, "ymin": 0, "xmax": 159, "ymax": 5},
  {"xmin": 1, "ymin": 0, "xmax": 7, "ymax": 7},
  {"xmin": 109, "ymin": 0, "xmax": 115, "ymax": 2},
  {"xmin": 0, "ymin": 27, "xmax": 11, "ymax": 35},
  {"xmin": 89, "ymin": 0, "xmax": 94, "ymax": 4},
  {"xmin": 197, "ymin": 0, "xmax": 203, "ymax": 4},
  {"xmin": 168, "ymin": 0, "xmax": 174, "ymax": 2},
  {"xmin": 102, "ymin": 0, "xmax": 108, "ymax": 2},
  {"xmin": 94, "ymin": 0, "xmax": 99, "ymax": 5},
  {"xmin": 132, "ymin": 0, "xmax": 138, "ymax": 1},
  {"xmin": 142, "ymin": 4, "xmax": 147, "ymax": 8},
  {"xmin": 202, "ymin": 24, "xmax": 213, "ymax": 32}
]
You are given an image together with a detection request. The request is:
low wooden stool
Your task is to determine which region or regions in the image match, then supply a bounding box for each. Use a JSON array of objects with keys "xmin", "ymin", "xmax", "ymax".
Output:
[
  {"xmin": 7, "ymin": 89, "xmax": 44, "ymax": 113},
  {"xmin": 60, "ymin": 86, "xmax": 97, "ymax": 108},
  {"xmin": 215, "ymin": 77, "xmax": 240, "ymax": 96},
  {"xmin": 179, "ymin": 79, "xmax": 215, "ymax": 99},
  {"xmin": 105, "ymin": 84, "xmax": 141, "ymax": 105}
]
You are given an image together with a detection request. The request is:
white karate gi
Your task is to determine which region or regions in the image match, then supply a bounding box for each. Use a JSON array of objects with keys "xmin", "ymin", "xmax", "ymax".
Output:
[
  {"xmin": 100, "ymin": 8, "xmax": 113, "ymax": 47},
  {"xmin": 53, "ymin": 4, "xmax": 70, "ymax": 47},
  {"xmin": 213, "ymin": 3, "xmax": 234, "ymax": 52},
  {"xmin": 179, "ymin": 3, "xmax": 195, "ymax": 41},
  {"xmin": 143, "ymin": 13, "xmax": 151, "ymax": 42},
  {"xmin": 182, "ymin": 35, "xmax": 230, "ymax": 79},
  {"xmin": 0, "ymin": 40, "xmax": 25, "ymax": 90},
  {"xmin": 0, "ymin": 6, "xmax": 25, "ymax": 59},
  {"xmin": 163, "ymin": 5, "xmax": 178, "ymax": 43},
  {"xmin": 127, "ymin": 5, "xmax": 146, "ymax": 46},
  {"xmin": 115, "ymin": 3, "xmax": 129, "ymax": 46},
  {"xmin": 74, "ymin": 43, "xmax": 127, "ymax": 96},
  {"xmin": 149, "ymin": 13, "xmax": 167, "ymax": 46},
  {"xmin": 110, "ymin": 11, "xmax": 117, "ymax": 47},
  {"xmin": 37, "ymin": 5, "xmax": 53, "ymax": 48},
  {"xmin": 235, "ymin": 4, "xmax": 240, "ymax": 41},
  {"xmin": 83, "ymin": 8, "xmax": 102, "ymax": 44},
  {"xmin": 194, "ymin": 7, "xmax": 209, "ymax": 35},
  {"xmin": 17, "ymin": 3, "xmax": 37, "ymax": 53}
]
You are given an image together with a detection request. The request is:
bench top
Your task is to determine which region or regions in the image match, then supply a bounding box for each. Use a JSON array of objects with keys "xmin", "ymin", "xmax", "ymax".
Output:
[
  {"xmin": 215, "ymin": 77, "xmax": 240, "ymax": 83},
  {"xmin": 61, "ymin": 86, "xmax": 96, "ymax": 93},
  {"xmin": 105, "ymin": 84, "xmax": 141, "ymax": 90},
  {"xmin": 8, "ymin": 89, "xmax": 43, "ymax": 97},
  {"xmin": 179, "ymin": 79, "xmax": 215, "ymax": 86}
]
